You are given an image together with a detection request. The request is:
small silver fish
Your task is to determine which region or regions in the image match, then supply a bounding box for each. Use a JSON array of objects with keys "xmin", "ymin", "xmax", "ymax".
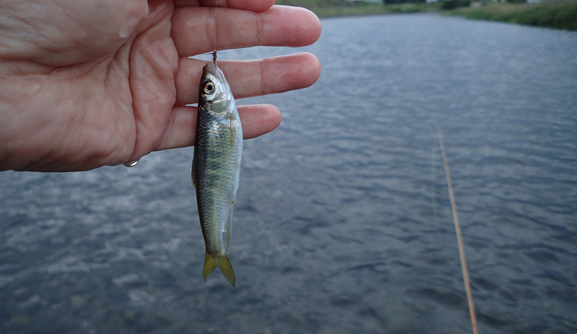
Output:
[{"xmin": 192, "ymin": 62, "xmax": 242, "ymax": 287}]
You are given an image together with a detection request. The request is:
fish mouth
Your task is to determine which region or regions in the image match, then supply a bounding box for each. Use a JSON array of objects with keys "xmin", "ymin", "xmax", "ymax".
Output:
[
  {"xmin": 203, "ymin": 63, "xmax": 225, "ymax": 82},
  {"xmin": 203, "ymin": 63, "xmax": 218, "ymax": 76}
]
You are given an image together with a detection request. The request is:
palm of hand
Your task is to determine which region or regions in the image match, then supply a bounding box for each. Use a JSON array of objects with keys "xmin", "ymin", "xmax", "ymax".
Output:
[
  {"xmin": 1, "ymin": 1, "xmax": 178, "ymax": 171},
  {"xmin": 0, "ymin": 0, "xmax": 321, "ymax": 171}
]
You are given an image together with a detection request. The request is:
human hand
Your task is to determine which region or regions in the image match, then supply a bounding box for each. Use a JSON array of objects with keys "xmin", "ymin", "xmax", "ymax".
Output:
[{"xmin": 0, "ymin": 0, "xmax": 321, "ymax": 171}]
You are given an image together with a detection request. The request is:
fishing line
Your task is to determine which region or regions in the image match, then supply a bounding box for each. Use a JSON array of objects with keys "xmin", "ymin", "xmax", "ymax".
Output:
[
  {"xmin": 431, "ymin": 130, "xmax": 437, "ymax": 221},
  {"xmin": 213, "ymin": 0, "xmax": 218, "ymax": 64},
  {"xmin": 436, "ymin": 126, "xmax": 478, "ymax": 334}
]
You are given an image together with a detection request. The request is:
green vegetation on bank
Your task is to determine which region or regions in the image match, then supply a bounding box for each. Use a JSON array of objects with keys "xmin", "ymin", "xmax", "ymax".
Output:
[
  {"xmin": 276, "ymin": 0, "xmax": 440, "ymax": 17},
  {"xmin": 445, "ymin": 0, "xmax": 577, "ymax": 31},
  {"xmin": 278, "ymin": 0, "xmax": 577, "ymax": 31}
]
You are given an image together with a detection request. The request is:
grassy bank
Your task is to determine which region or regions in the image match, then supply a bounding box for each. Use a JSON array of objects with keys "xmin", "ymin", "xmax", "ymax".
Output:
[
  {"xmin": 276, "ymin": 0, "xmax": 577, "ymax": 31},
  {"xmin": 276, "ymin": 0, "xmax": 440, "ymax": 17},
  {"xmin": 446, "ymin": 0, "xmax": 577, "ymax": 31}
]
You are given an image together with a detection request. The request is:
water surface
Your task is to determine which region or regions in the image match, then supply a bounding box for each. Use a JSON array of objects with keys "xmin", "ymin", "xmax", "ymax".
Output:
[{"xmin": 1, "ymin": 14, "xmax": 576, "ymax": 334}]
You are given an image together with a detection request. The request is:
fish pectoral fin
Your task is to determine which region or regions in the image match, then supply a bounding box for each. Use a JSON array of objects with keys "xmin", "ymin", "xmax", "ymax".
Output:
[
  {"xmin": 229, "ymin": 113, "xmax": 235, "ymax": 146},
  {"xmin": 203, "ymin": 253, "xmax": 236, "ymax": 288},
  {"xmin": 233, "ymin": 166, "xmax": 240, "ymax": 195}
]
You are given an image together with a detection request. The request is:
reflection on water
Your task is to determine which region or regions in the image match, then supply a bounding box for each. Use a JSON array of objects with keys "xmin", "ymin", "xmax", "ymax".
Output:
[{"xmin": 1, "ymin": 13, "xmax": 576, "ymax": 334}]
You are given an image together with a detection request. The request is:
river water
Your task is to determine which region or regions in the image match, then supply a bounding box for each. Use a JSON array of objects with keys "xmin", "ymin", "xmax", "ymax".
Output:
[{"xmin": 1, "ymin": 13, "xmax": 576, "ymax": 334}]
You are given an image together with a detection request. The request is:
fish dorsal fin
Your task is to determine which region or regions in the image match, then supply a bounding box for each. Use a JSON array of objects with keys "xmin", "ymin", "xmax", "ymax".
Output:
[{"xmin": 191, "ymin": 163, "xmax": 196, "ymax": 188}]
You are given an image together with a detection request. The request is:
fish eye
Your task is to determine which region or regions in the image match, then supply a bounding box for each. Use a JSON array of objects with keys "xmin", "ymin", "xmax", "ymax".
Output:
[{"xmin": 204, "ymin": 82, "xmax": 215, "ymax": 94}]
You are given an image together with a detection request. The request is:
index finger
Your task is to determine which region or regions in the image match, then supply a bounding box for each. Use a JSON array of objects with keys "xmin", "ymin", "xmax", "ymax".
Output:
[
  {"xmin": 171, "ymin": 5, "xmax": 321, "ymax": 57},
  {"xmin": 175, "ymin": 0, "xmax": 276, "ymax": 13}
]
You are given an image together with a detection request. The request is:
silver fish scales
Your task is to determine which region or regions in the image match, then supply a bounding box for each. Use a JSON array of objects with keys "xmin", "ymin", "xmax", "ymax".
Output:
[{"xmin": 192, "ymin": 63, "xmax": 242, "ymax": 287}]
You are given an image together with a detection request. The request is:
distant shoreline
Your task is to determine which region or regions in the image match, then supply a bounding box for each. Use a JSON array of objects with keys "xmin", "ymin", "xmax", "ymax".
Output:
[
  {"xmin": 446, "ymin": 0, "xmax": 577, "ymax": 31},
  {"xmin": 276, "ymin": 2, "xmax": 440, "ymax": 18},
  {"xmin": 279, "ymin": 1, "xmax": 577, "ymax": 31}
]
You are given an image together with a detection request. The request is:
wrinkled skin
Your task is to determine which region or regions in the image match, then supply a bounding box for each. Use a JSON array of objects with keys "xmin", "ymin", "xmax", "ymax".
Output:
[{"xmin": 0, "ymin": 0, "xmax": 321, "ymax": 171}]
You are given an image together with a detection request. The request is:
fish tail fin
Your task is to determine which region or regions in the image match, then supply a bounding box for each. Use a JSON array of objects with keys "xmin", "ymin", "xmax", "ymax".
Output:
[
  {"xmin": 217, "ymin": 255, "xmax": 236, "ymax": 287},
  {"xmin": 203, "ymin": 253, "xmax": 218, "ymax": 281},
  {"xmin": 203, "ymin": 253, "xmax": 236, "ymax": 287}
]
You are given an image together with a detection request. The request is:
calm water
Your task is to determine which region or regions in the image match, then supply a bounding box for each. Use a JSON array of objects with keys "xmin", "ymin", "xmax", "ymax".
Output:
[{"xmin": 1, "ymin": 14, "xmax": 576, "ymax": 334}]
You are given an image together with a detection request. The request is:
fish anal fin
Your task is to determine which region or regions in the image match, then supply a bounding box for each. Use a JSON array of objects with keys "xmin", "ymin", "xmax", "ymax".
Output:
[{"xmin": 224, "ymin": 204, "xmax": 233, "ymax": 254}]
